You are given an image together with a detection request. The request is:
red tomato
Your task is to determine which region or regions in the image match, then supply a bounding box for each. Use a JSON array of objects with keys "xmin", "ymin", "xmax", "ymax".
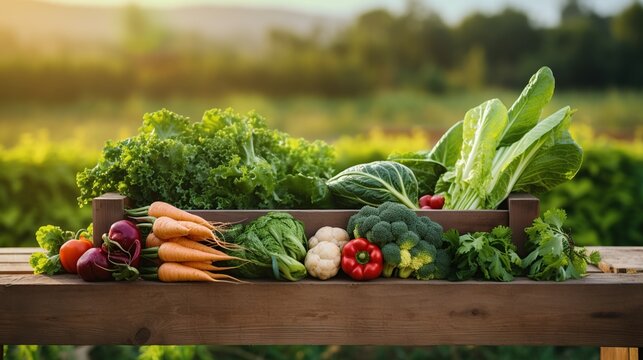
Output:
[
  {"xmin": 59, "ymin": 239, "xmax": 93, "ymax": 274},
  {"xmin": 419, "ymin": 194, "xmax": 433, "ymax": 207},
  {"xmin": 429, "ymin": 195, "xmax": 445, "ymax": 209}
]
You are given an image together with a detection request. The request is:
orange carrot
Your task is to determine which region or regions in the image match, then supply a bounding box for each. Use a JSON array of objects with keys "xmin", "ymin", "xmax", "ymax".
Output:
[
  {"xmin": 154, "ymin": 242, "xmax": 242, "ymax": 263},
  {"xmin": 205, "ymin": 271, "xmax": 246, "ymax": 283},
  {"xmin": 177, "ymin": 220, "xmax": 239, "ymax": 250},
  {"xmin": 145, "ymin": 233, "xmax": 164, "ymax": 248},
  {"xmin": 157, "ymin": 262, "xmax": 215, "ymax": 282},
  {"xmin": 167, "ymin": 238, "xmax": 229, "ymax": 257},
  {"xmin": 148, "ymin": 201, "xmax": 215, "ymax": 230},
  {"xmin": 153, "ymin": 216, "xmax": 189, "ymax": 239},
  {"xmin": 182, "ymin": 261, "xmax": 237, "ymax": 272},
  {"xmin": 178, "ymin": 221, "xmax": 216, "ymax": 241}
]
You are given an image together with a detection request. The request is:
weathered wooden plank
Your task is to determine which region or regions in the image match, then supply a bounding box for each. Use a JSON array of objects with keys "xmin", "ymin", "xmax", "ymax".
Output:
[
  {"xmin": 601, "ymin": 347, "xmax": 639, "ymax": 360},
  {"xmin": 0, "ymin": 248, "xmax": 37, "ymax": 255},
  {"xmin": 0, "ymin": 263, "xmax": 33, "ymax": 274},
  {"xmin": 92, "ymin": 192, "xmax": 531, "ymax": 242},
  {"xmin": 0, "ymin": 254, "xmax": 33, "ymax": 263},
  {"xmin": 1, "ymin": 273, "xmax": 642, "ymax": 346},
  {"xmin": 507, "ymin": 193, "xmax": 540, "ymax": 256},
  {"xmin": 587, "ymin": 247, "xmax": 643, "ymax": 274},
  {"xmin": 188, "ymin": 209, "xmax": 509, "ymax": 238}
]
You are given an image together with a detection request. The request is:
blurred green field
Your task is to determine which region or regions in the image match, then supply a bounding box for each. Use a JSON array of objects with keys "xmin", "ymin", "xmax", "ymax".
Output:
[{"xmin": 1, "ymin": 90, "xmax": 641, "ymax": 149}]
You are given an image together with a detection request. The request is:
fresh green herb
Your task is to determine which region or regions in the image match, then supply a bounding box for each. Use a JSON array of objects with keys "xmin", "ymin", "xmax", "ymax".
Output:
[
  {"xmin": 77, "ymin": 108, "xmax": 334, "ymax": 210},
  {"xmin": 522, "ymin": 209, "xmax": 601, "ymax": 281},
  {"xmin": 446, "ymin": 226, "xmax": 522, "ymax": 282}
]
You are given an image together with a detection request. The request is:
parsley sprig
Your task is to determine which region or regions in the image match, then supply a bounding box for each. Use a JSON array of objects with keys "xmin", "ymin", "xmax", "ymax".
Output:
[{"xmin": 522, "ymin": 209, "xmax": 600, "ymax": 281}]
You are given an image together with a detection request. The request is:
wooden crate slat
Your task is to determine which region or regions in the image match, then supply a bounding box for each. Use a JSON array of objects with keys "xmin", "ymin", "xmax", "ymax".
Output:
[
  {"xmin": 0, "ymin": 248, "xmax": 39, "ymax": 255},
  {"xmin": 1, "ymin": 273, "xmax": 642, "ymax": 346},
  {"xmin": 0, "ymin": 254, "xmax": 33, "ymax": 263},
  {"xmin": 587, "ymin": 246, "xmax": 643, "ymax": 274},
  {"xmin": 92, "ymin": 193, "xmax": 537, "ymax": 243},
  {"xmin": 0, "ymin": 263, "xmax": 33, "ymax": 274},
  {"xmin": 188, "ymin": 209, "xmax": 508, "ymax": 238}
]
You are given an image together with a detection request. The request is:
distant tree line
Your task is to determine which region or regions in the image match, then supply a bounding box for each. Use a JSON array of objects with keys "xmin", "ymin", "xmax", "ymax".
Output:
[{"xmin": 0, "ymin": 0, "xmax": 641, "ymax": 102}]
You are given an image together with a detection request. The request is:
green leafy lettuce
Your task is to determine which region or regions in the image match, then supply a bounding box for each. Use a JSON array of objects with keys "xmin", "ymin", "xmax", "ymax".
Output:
[
  {"xmin": 29, "ymin": 225, "xmax": 77, "ymax": 275},
  {"xmin": 77, "ymin": 108, "xmax": 334, "ymax": 209},
  {"xmin": 429, "ymin": 66, "xmax": 583, "ymax": 209},
  {"xmin": 522, "ymin": 209, "xmax": 601, "ymax": 281}
]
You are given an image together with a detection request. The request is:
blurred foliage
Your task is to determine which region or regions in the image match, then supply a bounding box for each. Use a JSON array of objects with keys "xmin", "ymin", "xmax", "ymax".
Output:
[
  {"xmin": 0, "ymin": 2, "xmax": 642, "ymax": 102},
  {"xmin": 2, "ymin": 344, "xmax": 600, "ymax": 359},
  {"xmin": 0, "ymin": 131, "xmax": 95, "ymax": 247},
  {"xmin": 539, "ymin": 125, "xmax": 643, "ymax": 246},
  {"xmin": 1, "ymin": 90, "xmax": 641, "ymax": 149}
]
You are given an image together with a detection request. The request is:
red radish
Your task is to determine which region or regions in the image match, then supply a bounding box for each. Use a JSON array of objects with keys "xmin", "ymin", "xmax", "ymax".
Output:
[
  {"xmin": 77, "ymin": 248, "xmax": 113, "ymax": 282},
  {"xmin": 429, "ymin": 195, "xmax": 445, "ymax": 209},
  {"xmin": 421, "ymin": 205, "xmax": 432, "ymax": 210},
  {"xmin": 419, "ymin": 195, "xmax": 433, "ymax": 207},
  {"xmin": 104, "ymin": 220, "xmax": 142, "ymax": 268}
]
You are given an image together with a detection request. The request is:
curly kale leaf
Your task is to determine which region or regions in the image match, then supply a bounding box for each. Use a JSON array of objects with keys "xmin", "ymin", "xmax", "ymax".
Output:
[{"xmin": 77, "ymin": 108, "xmax": 334, "ymax": 209}]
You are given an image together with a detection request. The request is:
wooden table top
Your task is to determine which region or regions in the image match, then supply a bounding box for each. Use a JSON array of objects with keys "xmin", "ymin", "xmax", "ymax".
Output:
[{"xmin": 1, "ymin": 246, "xmax": 642, "ymax": 347}]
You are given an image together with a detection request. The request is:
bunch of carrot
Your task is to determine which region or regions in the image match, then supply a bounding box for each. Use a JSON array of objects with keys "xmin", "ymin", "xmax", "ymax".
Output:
[{"xmin": 127, "ymin": 201, "xmax": 245, "ymax": 283}]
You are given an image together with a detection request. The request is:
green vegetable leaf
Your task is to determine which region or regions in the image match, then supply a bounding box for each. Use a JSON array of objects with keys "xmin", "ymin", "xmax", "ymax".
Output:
[
  {"xmin": 327, "ymin": 161, "xmax": 419, "ymax": 209},
  {"xmin": 451, "ymin": 226, "xmax": 519, "ymax": 282},
  {"xmin": 139, "ymin": 109, "xmax": 190, "ymax": 140},
  {"xmin": 29, "ymin": 252, "xmax": 62, "ymax": 275},
  {"xmin": 447, "ymin": 99, "xmax": 508, "ymax": 209},
  {"xmin": 500, "ymin": 66, "xmax": 555, "ymax": 146},
  {"xmin": 77, "ymin": 108, "xmax": 334, "ymax": 210},
  {"xmin": 484, "ymin": 107, "xmax": 578, "ymax": 209},
  {"xmin": 523, "ymin": 209, "xmax": 598, "ymax": 281},
  {"xmin": 388, "ymin": 152, "xmax": 446, "ymax": 195},
  {"xmin": 35, "ymin": 225, "xmax": 69, "ymax": 253},
  {"xmin": 433, "ymin": 68, "xmax": 582, "ymax": 210},
  {"xmin": 428, "ymin": 120, "xmax": 463, "ymax": 169}
]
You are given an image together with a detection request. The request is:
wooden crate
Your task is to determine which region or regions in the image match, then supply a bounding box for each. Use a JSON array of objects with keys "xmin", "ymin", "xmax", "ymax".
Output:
[{"xmin": 92, "ymin": 193, "xmax": 539, "ymax": 255}]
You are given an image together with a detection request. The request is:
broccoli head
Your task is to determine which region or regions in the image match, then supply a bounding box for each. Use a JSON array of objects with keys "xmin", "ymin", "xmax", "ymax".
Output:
[
  {"xmin": 347, "ymin": 202, "xmax": 452, "ymax": 280},
  {"xmin": 381, "ymin": 243, "xmax": 401, "ymax": 277}
]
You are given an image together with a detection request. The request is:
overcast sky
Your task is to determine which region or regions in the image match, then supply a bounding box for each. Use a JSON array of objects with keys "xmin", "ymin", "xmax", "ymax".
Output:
[{"xmin": 44, "ymin": 0, "xmax": 639, "ymax": 26}]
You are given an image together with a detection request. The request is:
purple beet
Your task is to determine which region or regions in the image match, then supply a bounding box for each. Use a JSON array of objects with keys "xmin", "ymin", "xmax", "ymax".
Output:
[{"xmin": 76, "ymin": 248, "xmax": 113, "ymax": 282}]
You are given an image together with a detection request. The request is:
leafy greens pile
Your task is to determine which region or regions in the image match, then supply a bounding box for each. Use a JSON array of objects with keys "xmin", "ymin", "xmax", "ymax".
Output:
[
  {"xmin": 77, "ymin": 108, "xmax": 334, "ymax": 209},
  {"xmin": 430, "ymin": 67, "xmax": 583, "ymax": 209},
  {"xmin": 445, "ymin": 226, "xmax": 522, "ymax": 282},
  {"xmin": 522, "ymin": 209, "xmax": 600, "ymax": 281},
  {"xmin": 325, "ymin": 67, "xmax": 582, "ymax": 210}
]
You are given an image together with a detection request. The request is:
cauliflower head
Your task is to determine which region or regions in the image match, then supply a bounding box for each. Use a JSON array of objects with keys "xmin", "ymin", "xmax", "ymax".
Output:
[{"xmin": 304, "ymin": 241, "xmax": 341, "ymax": 280}]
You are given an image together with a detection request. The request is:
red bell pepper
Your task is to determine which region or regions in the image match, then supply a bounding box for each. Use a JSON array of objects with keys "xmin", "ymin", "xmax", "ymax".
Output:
[{"xmin": 341, "ymin": 237, "xmax": 383, "ymax": 281}]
